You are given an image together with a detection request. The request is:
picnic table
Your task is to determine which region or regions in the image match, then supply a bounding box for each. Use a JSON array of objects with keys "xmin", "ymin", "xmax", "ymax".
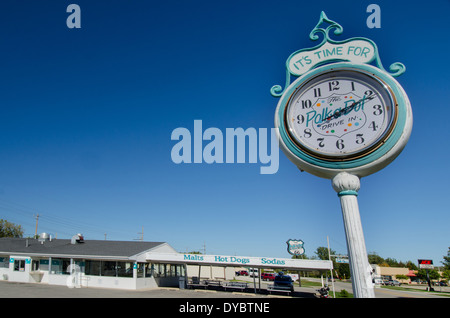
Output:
[
  {"xmin": 223, "ymin": 281, "xmax": 248, "ymax": 291},
  {"xmin": 267, "ymin": 284, "xmax": 293, "ymax": 295},
  {"xmin": 204, "ymin": 280, "xmax": 222, "ymax": 288},
  {"xmin": 187, "ymin": 277, "xmax": 208, "ymax": 289}
]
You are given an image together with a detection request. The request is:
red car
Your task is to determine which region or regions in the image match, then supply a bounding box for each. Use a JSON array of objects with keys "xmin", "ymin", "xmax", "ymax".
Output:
[
  {"xmin": 261, "ymin": 273, "xmax": 276, "ymax": 281},
  {"xmin": 235, "ymin": 270, "xmax": 249, "ymax": 276}
]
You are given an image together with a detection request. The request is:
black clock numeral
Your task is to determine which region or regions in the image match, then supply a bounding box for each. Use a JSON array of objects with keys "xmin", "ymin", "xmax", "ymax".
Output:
[
  {"xmin": 313, "ymin": 88, "xmax": 322, "ymax": 97},
  {"xmin": 336, "ymin": 139, "xmax": 344, "ymax": 150},
  {"xmin": 364, "ymin": 90, "xmax": 374, "ymax": 97},
  {"xmin": 296, "ymin": 114, "xmax": 304, "ymax": 124},
  {"xmin": 356, "ymin": 134, "xmax": 365, "ymax": 144},
  {"xmin": 368, "ymin": 121, "xmax": 378, "ymax": 131},
  {"xmin": 303, "ymin": 128, "xmax": 312, "ymax": 138},
  {"xmin": 351, "ymin": 82, "xmax": 356, "ymax": 91},
  {"xmin": 317, "ymin": 138, "xmax": 325, "ymax": 148},
  {"xmin": 301, "ymin": 99, "xmax": 312, "ymax": 109},
  {"xmin": 328, "ymin": 81, "xmax": 340, "ymax": 91},
  {"xmin": 373, "ymin": 104, "xmax": 383, "ymax": 116}
]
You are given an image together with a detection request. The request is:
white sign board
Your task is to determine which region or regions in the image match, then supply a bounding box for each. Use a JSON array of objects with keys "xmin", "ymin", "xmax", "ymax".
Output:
[
  {"xmin": 336, "ymin": 258, "xmax": 349, "ymax": 264},
  {"xmin": 288, "ymin": 40, "xmax": 376, "ymax": 76},
  {"xmin": 146, "ymin": 253, "xmax": 333, "ymax": 271},
  {"xmin": 418, "ymin": 259, "xmax": 434, "ymax": 269}
]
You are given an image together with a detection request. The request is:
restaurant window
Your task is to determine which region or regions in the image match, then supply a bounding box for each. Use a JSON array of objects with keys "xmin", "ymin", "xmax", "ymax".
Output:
[
  {"xmin": 145, "ymin": 263, "xmax": 153, "ymax": 277},
  {"xmin": 155, "ymin": 264, "xmax": 165, "ymax": 277},
  {"xmin": 39, "ymin": 259, "xmax": 49, "ymax": 271},
  {"xmin": 102, "ymin": 261, "xmax": 117, "ymax": 277},
  {"xmin": 0, "ymin": 257, "xmax": 9, "ymax": 269},
  {"xmin": 177, "ymin": 265, "xmax": 185, "ymax": 277},
  {"xmin": 32, "ymin": 260, "xmax": 40, "ymax": 271},
  {"xmin": 137, "ymin": 263, "xmax": 145, "ymax": 278},
  {"xmin": 51, "ymin": 259, "xmax": 71, "ymax": 275},
  {"xmin": 167, "ymin": 264, "xmax": 176, "ymax": 277},
  {"xmin": 85, "ymin": 260, "xmax": 101, "ymax": 276},
  {"xmin": 152, "ymin": 263, "xmax": 183, "ymax": 277},
  {"xmin": 117, "ymin": 262, "xmax": 133, "ymax": 277},
  {"xmin": 14, "ymin": 259, "xmax": 25, "ymax": 272}
]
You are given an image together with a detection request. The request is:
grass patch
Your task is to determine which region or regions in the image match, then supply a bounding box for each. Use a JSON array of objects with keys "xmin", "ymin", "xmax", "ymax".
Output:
[
  {"xmin": 381, "ymin": 285, "xmax": 450, "ymax": 297},
  {"xmin": 298, "ymin": 280, "xmax": 323, "ymax": 288},
  {"xmin": 336, "ymin": 289, "xmax": 353, "ymax": 298}
]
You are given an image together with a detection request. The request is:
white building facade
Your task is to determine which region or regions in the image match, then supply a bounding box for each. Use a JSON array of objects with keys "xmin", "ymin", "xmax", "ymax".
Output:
[
  {"xmin": 0, "ymin": 236, "xmax": 333, "ymax": 291},
  {"xmin": 0, "ymin": 236, "xmax": 182, "ymax": 290}
]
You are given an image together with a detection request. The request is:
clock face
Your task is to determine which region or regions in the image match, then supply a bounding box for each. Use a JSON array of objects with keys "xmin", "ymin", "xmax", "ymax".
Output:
[{"xmin": 285, "ymin": 68, "xmax": 398, "ymax": 160}]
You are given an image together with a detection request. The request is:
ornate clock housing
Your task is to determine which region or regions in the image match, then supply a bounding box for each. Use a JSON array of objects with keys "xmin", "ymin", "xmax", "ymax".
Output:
[
  {"xmin": 285, "ymin": 66, "xmax": 397, "ymax": 161},
  {"xmin": 274, "ymin": 62, "xmax": 412, "ymax": 179}
]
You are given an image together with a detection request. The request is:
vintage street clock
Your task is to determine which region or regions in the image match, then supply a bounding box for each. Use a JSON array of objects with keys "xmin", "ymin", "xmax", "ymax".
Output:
[
  {"xmin": 272, "ymin": 13, "xmax": 412, "ymax": 179},
  {"xmin": 271, "ymin": 12, "xmax": 413, "ymax": 298},
  {"xmin": 286, "ymin": 66, "xmax": 397, "ymax": 160}
]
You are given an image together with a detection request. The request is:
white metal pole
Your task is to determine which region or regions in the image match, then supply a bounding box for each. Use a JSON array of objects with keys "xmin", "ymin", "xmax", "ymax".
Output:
[{"xmin": 332, "ymin": 172, "xmax": 375, "ymax": 298}]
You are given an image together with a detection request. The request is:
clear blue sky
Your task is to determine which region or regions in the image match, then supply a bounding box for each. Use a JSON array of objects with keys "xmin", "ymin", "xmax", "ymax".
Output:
[{"xmin": 0, "ymin": 0, "xmax": 448, "ymax": 267}]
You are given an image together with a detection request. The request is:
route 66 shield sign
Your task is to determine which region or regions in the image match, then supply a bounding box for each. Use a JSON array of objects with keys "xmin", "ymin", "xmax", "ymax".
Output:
[{"xmin": 286, "ymin": 239, "xmax": 305, "ymax": 256}]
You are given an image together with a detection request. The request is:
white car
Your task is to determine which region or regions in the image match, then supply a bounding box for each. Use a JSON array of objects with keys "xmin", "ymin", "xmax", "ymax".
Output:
[{"xmin": 249, "ymin": 268, "xmax": 259, "ymax": 277}]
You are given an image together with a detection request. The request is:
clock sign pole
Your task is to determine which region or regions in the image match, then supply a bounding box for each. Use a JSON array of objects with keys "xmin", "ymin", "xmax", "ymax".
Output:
[{"xmin": 272, "ymin": 12, "xmax": 413, "ymax": 298}]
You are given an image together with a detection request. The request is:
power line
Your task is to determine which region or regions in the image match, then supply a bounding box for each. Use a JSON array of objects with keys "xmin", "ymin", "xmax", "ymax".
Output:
[
  {"xmin": 34, "ymin": 214, "xmax": 39, "ymax": 238},
  {"xmin": 0, "ymin": 198, "xmax": 135, "ymax": 240},
  {"xmin": 134, "ymin": 226, "xmax": 144, "ymax": 241}
]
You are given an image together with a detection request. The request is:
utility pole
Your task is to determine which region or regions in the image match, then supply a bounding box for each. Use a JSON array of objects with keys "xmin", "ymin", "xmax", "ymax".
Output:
[
  {"xmin": 34, "ymin": 214, "xmax": 39, "ymax": 238},
  {"xmin": 134, "ymin": 226, "xmax": 144, "ymax": 241}
]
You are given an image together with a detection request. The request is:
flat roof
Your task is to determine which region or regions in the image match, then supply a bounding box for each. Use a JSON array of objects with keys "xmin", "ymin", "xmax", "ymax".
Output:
[
  {"xmin": 147, "ymin": 252, "xmax": 333, "ymax": 271},
  {"xmin": 0, "ymin": 238, "xmax": 166, "ymax": 260}
]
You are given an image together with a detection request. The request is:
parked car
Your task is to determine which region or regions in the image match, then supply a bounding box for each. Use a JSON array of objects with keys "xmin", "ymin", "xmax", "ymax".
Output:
[
  {"xmin": 249, "ymin": 268, "xmax": 259, "ymax": 277},
  {"xmin": 373, "ymin": 278, "xmax": 384, "ymax": 285},
  {"xmin": 274, "ymin": 272, "xmax": 294, "ymax": 292},
  {"xmin": 386, "ymin": 279, "xmax": 401, "ymax": 286},
  {"xmin": 261, "ymin": 273, "xmax": 276, "ymax": 281},
  {"xmin": 435, "ymin": 281, "xmax": 448, "ymax": 286},
  {"xmin": 235, "ymin": 270, "xmax": 248, "ymax": 276}
]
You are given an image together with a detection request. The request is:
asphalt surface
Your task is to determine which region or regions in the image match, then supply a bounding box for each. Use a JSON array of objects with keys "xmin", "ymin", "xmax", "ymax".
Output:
[
  {"xmin": 0, "ymin": 278, "xmax": 448, "ymax": 298},
  {"xmin": 0, "ymin": 280, "xmax": 314, "ymax": 298}
]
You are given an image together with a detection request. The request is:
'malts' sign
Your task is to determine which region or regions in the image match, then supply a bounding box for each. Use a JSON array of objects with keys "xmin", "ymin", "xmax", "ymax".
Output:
[
  {"xmin": 184, "ymin": 254, "xmax": 286, "ymax": 266},
  {"xmin": 146, "ymin": 253, "xmax": 332, "ymax": 271}
]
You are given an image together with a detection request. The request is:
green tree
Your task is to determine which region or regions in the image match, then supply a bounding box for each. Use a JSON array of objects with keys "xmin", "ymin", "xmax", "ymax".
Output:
[
  {"xmin": 405, "ymin": 261, "xmax": 418, "ymax": 270},
  {"xmin": 385, "ymin": 257, "xmax": 400, "ymax": 267},
  {"xmin": 315, "ymin": 246, "xmax": 335, "ymax": 260},
  {"xmin": 314, "ymin": 247, "xmax": 351, "ymax": 279},
  {"xmin": 441, "ymin": 270, "xmax": 450, "ymax": 282},
  {"xmin": 368, "ymin": 253, "xmax": 384, "ymax": 265},
  {"xmin": 0, "ymin": 219, "xmax": 23, "ymax": 238},
  {"xmin": 335, "ymin": 263, "xmax": 351, "ymax": 280},
  {"xmin": 417, "ymin": 269, "xmax": 440, "ymax": 281},
  {"xmin": 395, "ymin": 274, "xmax": 408, "ymax": 280},
  {"xmin": 442, "ymin": 247, "xmax": 450, "ymax": 270}
]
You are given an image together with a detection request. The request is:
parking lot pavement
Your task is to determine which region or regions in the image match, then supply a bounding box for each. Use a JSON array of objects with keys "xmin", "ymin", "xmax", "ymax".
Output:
[{"xmin": 0, "ymin": 281, "xmax": 314, "ymax": 298}]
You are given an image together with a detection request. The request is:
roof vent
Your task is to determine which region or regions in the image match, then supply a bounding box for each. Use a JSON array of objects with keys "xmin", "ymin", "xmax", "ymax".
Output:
[
  {"xmin": 38, "ymin": 232, "xmax": 50, "ymax": 244},
  {"xmin": 71, "ymin": 233, "xmax": 84, "ymax": 244}
]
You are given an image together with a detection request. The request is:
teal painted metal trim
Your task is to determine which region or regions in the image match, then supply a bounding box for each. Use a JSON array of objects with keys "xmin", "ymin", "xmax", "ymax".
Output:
[
  {"xmin": 271, "ymin": 12, "xmax": 405, "ymax": 97},
  {"xmin": 276, "ymin": 62, "xmax": 408, "ymax": 171},
  {"xmin": 338, "ymin": 190, "xmax": 358, "ymax": 197}
]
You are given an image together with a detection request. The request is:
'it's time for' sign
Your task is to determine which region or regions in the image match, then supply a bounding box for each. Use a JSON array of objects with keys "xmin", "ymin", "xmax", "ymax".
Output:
[{"xmin": 288, "ymin": 39, "xmax": 375, "ymax": 76}]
